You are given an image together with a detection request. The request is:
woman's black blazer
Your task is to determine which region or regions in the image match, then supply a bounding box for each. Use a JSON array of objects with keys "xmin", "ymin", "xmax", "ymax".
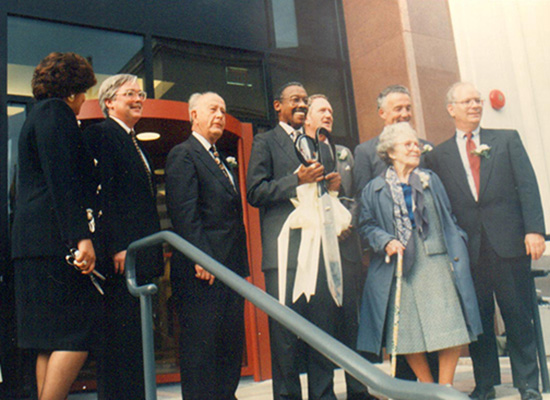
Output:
[{"xmin": 11, "ymin": 98, "xmax": 95, "ymax": 258}]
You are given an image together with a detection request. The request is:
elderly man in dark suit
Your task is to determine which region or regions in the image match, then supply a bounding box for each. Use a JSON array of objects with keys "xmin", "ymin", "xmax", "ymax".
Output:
[
  {"xmin": 165, "ymin": 91, "xmax": 249, "ymax": 400},
  {"xmin": 426, "ymin": 82, "xmax": 546, "ymax": 400},
  {"xmin": 247, "ymin": 82, "xmax": 341, "ymax": 400},
  {"xmin": 304, "ymin": 94, "xmax": 373, "ymax": 400},
  {"xmin": 83, "ymin": 74, "xmax": 163, "ymax": 400}
]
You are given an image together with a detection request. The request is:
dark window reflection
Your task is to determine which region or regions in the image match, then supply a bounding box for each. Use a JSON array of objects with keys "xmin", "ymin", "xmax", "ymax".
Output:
[
  {"xmin": 152, "ymin": 39, "xmax": 268, "ymax": 122},
  {"xmin": 271, "ymin": 0, "xmax": 341, "ymax": 60}
]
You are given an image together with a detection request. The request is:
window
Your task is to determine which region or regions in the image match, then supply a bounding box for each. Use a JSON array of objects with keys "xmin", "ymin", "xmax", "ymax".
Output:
[
  {"xmin": 7, "ymin": 103, "xmax": 27, "ymax": 215},
  {"xmin": 271, "ymin": 0, "xmax": 341, "ymax": 60},
  {"xmin": 8, "ymin": 16, "xmax": 145, "ymax": 98}
]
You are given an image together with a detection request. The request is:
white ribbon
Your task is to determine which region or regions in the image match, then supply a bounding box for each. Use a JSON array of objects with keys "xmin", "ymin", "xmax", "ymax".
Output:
[{"xmin": 277, "ymin": 183, "xmax": 352, "ymax": 305}]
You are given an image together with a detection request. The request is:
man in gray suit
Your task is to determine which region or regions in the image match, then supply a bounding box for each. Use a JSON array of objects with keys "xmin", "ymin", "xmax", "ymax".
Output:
[
  {"xmin": 247, "ymin": 82, "xmax": 341, "ymax": 400},
  {"xmin": 304, "ymin": 94, "xmax": 373, "ymax": 400}
]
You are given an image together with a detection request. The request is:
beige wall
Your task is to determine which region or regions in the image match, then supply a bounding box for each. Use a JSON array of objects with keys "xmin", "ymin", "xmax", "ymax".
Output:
[
  {"xmin": 342, "ymin": 0, "xmax": 459, "ymax": 145},
  {"xmin": 448, "ymin": 0, "xmax": 550, "ymax": 233}
]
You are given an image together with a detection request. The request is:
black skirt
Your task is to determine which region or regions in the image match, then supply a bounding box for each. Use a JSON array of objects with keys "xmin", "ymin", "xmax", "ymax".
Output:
[{"xmin": 15, "ymin": 256, "xmax": 102, "ymax": 351}]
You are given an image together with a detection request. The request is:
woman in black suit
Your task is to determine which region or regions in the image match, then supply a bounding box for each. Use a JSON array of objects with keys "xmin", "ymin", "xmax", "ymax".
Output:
[{"xmin": 11, "ymin": 52, "xmax": 97, "ymax": 400}]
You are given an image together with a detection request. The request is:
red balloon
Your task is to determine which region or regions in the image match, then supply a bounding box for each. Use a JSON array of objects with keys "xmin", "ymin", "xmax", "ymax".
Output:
[{"xmin": 489, "ymin": 89, "xmax": 505, "ymax": 110}]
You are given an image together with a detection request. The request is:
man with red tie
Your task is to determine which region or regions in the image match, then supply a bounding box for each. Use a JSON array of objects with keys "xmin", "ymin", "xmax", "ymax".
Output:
[{"xmin": 426, "ymin": 82, "xmax": 546, "ymax": 400}]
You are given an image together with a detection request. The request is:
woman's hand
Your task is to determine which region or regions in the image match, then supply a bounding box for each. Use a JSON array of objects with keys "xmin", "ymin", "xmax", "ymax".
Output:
[
  {"xmin": 385, "ymin": 239, "xmax": 405, "ymax": 260},
  {"xmin": 74, "ymin": 238, "xmax": 96, "ymax": 274}
]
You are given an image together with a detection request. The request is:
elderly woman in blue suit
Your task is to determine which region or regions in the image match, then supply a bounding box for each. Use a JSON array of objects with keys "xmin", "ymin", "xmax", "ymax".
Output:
[{"xmin": 356, "ymin": 122, "xmax": 482, "ymax": 386}]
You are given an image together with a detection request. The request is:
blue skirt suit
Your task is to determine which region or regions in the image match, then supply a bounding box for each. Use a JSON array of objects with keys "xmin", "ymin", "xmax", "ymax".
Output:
[{"xmin": 356, "ymin": 169, "xmax": 482, "ymax": 356}]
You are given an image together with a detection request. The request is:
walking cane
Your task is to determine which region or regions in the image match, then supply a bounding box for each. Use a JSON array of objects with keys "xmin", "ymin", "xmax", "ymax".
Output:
[{"xmin": 390, "ymin": 251, "xmax": 404, "ymax": 378}]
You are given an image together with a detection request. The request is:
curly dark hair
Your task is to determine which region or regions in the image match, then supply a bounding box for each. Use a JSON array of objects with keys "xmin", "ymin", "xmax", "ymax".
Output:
[{"xmin": 32, "ymin": 52, "xmax": 96, "ymax": 100}]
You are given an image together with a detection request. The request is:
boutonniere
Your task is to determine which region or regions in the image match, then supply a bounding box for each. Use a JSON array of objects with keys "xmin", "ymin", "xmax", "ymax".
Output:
[
  {"xmin": 471, "ymin": 144, "xmax": 491, "ymax": 159},
  {"xmin": 225, "ymin": 156, "xmax": 238, "ymax": 168},
  {"xmin": 421, "ymin": 144, "xmax": 433, "ymax": 154},
  {"xmin": 337, "ymin": 148, "xmax": 349, "ymax": 161},
  {"xmin": 418, "ymin": 171, "xmax": 430, "ymax": 189}
]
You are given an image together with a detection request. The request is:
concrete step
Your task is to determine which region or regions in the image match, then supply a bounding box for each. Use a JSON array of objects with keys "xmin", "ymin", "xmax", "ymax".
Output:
[{"xmin": 69, "ymin": 357, "xmax": 550, "ymax": 399}]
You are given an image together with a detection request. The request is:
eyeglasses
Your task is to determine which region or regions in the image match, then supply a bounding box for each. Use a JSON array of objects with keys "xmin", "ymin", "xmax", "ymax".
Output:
[
  {"xmin": 115, "ymin": 89, "xmax": 147, "ymax": 101},
  {"xmin": 453, "ymin": 98, "xmax": 483, "ymax": 107},
  {"xmin": 280, "ymin": 95, "xmax": 308, "ymax": 106},
  {"xmin": 395, "ymin": 141, "xmax": 421, "ymax": 151}
]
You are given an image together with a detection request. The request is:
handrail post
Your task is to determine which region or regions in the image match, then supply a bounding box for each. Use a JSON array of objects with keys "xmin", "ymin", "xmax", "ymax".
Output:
[{"xmin": 125, "ymin": 238, "xmax": 159, "ymax": 400}]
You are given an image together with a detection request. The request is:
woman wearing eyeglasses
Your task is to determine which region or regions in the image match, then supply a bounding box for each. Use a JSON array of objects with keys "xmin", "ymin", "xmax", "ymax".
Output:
[
  {"xmin": 11, "ymin": 52, "xmax": 99, "ymax": 400},
  {"xmin": 356, "ymin": 122, "xmax": 482, "ymax": 386}
]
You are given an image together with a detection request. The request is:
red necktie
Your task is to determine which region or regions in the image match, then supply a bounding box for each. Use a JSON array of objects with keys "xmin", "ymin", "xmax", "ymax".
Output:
[{"xmin": 465, "ymin": 132, "xmax": 480, "ymax": 196}]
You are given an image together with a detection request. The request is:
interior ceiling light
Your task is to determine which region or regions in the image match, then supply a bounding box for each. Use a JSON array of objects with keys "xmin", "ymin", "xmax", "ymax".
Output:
[{"xmin": 137, "ymin": 132, "xmax": 161, "ymax": 141}]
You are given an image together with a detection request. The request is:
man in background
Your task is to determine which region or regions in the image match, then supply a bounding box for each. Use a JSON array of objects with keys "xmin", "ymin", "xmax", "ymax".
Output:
[{"xmin": 353, "ymin": 84, "xmax": 434, "ymax": 195}]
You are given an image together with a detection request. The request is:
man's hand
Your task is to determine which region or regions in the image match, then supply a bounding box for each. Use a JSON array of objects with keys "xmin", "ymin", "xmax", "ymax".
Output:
[
  {"xmin": 385, "ymin": 239, "xmax": 405, "ymax": 258},
  {"xmin": 195, "ymin": 264, "xmax": 215, "ymax": 285},
  {"xmin": 325, "ymin": 172, "xmax": 341, "ymax": 192},
  {"xmin": 297, "ymin": 162, "xmax": 324, "ymax": 185},
  {"xmin": 338, "ymin": 226, "xmax": 353, "ymax": 242},
  {"xmin": 113, "ymin": 250, "xmax": 127, "ymax": 274},
  {"xmin": 525, "ymin": 233, "xmax": 546, "ymax": 261}
]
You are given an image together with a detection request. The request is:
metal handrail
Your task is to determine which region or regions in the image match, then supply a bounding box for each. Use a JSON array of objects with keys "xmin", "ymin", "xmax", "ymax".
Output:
[{"xmin": 126, "ymin": 230, "xmax": 469, "ymax": 400}]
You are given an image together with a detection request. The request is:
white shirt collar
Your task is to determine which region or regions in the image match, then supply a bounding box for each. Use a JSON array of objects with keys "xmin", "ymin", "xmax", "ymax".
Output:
[
  {"xmin": 192, "ymin": 131, "xmax": 215, "ymax": 152},
  {"xmin": 456, "ymin": 126, "xmax": 481, "ymax": 140},
  {"xmin": 279, "ymin": 121, "xmax": 302, "ymax": 137}
]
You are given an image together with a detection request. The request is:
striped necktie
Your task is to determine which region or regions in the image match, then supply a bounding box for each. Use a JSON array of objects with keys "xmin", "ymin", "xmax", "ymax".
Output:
[
  {"xmin": 210, "ymin": 145, "xmax": 236, "ymax": 192},
  {"xmin": 130, "ymin": 130, "xmax": 154, "ymax": 196}
]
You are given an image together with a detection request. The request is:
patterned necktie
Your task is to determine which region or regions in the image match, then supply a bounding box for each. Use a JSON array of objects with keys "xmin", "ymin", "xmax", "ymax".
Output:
[
  {"xmin": 210, "ymin": 145, "xmax": 236, "ymax": 192},
  {"xmin": 130, "ymin": 130, "xmax": 154, "ymax": 196},
  {"xmin": 465, "ymin": 132, "xmax": 480, "ymax": 196}
]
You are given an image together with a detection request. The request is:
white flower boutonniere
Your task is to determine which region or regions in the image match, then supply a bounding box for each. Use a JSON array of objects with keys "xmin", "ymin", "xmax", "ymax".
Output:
[
  {"xmin": 421, "ymin": 144, "xmax": 433, "ymax": 154},
  {"xmin": 337, "ymin": 148, "xmax": 349, "ymax": 161},
  {"xmin": 225, "ymin": 156, "xmax": 238, "ymax": 168},
  {"xmin": 471, "ymin": 144, "xmax": 491, "ymax": 159},
  {"xmin": 418, "ymin": 171, "xmax": 430, "ymax": 189}
]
